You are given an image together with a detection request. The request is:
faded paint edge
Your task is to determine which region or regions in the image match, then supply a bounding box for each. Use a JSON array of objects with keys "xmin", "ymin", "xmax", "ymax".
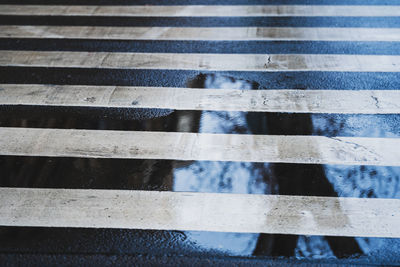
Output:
[
  {"xmin": 1, "ymin": 26, "xmax": 400, "ymax": 41},
  {"xmin": 1, "ymin": 5, "xmax": 400, "ymax": 17}
]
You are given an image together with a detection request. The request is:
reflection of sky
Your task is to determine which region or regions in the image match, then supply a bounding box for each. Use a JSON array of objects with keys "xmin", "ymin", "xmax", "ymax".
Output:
[{"xmin": 312, "ymin": 114, "xmax": 400, "ymax": 138}]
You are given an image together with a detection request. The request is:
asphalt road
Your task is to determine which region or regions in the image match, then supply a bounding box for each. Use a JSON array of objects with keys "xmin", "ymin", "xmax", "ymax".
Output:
[{"xmin": 0, "ymin": 0, "xmax": 399, "ymax": 266}]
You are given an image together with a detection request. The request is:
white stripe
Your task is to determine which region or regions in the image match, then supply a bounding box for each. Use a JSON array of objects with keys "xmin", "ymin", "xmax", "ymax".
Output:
[
  {"xmin": 0, "ymin": 127, "xmax": 399, "ymax": 166},
  {"xmin": 1, "ymin": 187, "xmax": 399, "ymax": 237},
  {"xmin": 1, "ymin": 51, "xmax": 399, "ymax": 72},
  {"xmin": 2, "ymin": 84, "xmax": 400, "ymax": 114},
  {"xmin": 1, "ymin": 26, "xmax": 400, "ymax": 41},
  {"xmin": 1, "ymin": 5, "xmax": 399, "ymax": 17}
]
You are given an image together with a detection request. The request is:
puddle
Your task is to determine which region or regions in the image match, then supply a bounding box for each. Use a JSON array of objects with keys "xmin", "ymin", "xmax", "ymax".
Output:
[
  {"xmin": 0, "ymin": 73, "xmax": 399, "ymax": 260},
  {"xmin": 173, "ymin": 74, "xmax": 400, "ymax": 257}
]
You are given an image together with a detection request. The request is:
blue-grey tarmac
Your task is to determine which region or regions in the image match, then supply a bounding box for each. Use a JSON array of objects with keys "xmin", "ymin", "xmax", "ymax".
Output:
[{"xmin": 0, "ymin": 0, "xmax": 400, "ymax": 266}]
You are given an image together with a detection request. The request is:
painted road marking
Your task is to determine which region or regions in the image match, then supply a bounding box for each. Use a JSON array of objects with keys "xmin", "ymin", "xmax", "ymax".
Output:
[
  {"xmin": 0, "ymin": 127, "xmax": 399, "ymax": 166},
  {"xmin": 1, "ymin": 26, "xmax": 400, "ymax": 41},
  {"xmin": 1, "ymin": 51, "xmax": 400, "ymax": 72},
  {"xmin": 1, "ymin": 84, "xmax": 400, "ymax": 114},
  {"xmin": 1, "ymin": 187, "xmax": 400, "ymax": 237},
  {"xmin": 1, "ymin": 5, "xmax": 400, "ymax": 17}
]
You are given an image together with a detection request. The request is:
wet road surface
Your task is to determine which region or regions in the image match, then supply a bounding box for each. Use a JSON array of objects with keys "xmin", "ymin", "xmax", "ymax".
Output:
[{"xmin": 0, "ymin": 1, "xmax": 400, "ymax": 266}]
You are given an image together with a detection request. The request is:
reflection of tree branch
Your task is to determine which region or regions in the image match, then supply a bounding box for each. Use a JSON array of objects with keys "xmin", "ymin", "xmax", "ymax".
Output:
[{"xmin": 391, "ymin": 168, "xmax": 400, "ymax": 198}]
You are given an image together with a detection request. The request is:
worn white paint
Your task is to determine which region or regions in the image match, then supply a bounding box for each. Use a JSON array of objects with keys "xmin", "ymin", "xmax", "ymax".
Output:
[
  {"xmin": 1, "ymin": 51, "xmax": 399, "ymax": 72},
  {"xmin": 1, "ymin": 5, "xmax": 399, "ymax": 17},
  {"xmin": 0, "ymin": 187, "xmax": 399, "ymax": 237},
  {"xmin": 1, "ymin": 26, "xmax": 400, "ymax": 41},
  {"xmin": 0, "ymin": 127, "xmax": 399, "ymax": 166},
  {"xmin": 1, "ymin": 84, "xmax": 400, "ymax": 114}
]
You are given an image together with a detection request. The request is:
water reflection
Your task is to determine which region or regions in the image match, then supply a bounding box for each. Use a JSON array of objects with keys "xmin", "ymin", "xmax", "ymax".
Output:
[{"xmin": 172, "ymin": 74, "xmax": 400, "ymax": 258}]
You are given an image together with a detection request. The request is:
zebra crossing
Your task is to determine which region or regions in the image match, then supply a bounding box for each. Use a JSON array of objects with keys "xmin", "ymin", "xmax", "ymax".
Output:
[
  {"xmin": 2, "ymin": 84, "xmax": 400, "ymax": 113},
  {"xmin": 1, "ymin": 187, "xmax": 400, "ymax": 238},
  {"xmin": 2, "ymin": 26, "xmax": 400, "ymax": 41},
  {"xmin": 1, "ymin": 5, "xmax": 400, "ymax": 17},
  {"xmin": 0, "ymin": 127, "xmax": 399, "ymax": 166},
  {"xmin": 1, "ymin": 51, "xmax": 400, "ymax": 71},
  {"xmin": 0, "ymin": 0, "xmax": 399, "ymax": 262}
]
